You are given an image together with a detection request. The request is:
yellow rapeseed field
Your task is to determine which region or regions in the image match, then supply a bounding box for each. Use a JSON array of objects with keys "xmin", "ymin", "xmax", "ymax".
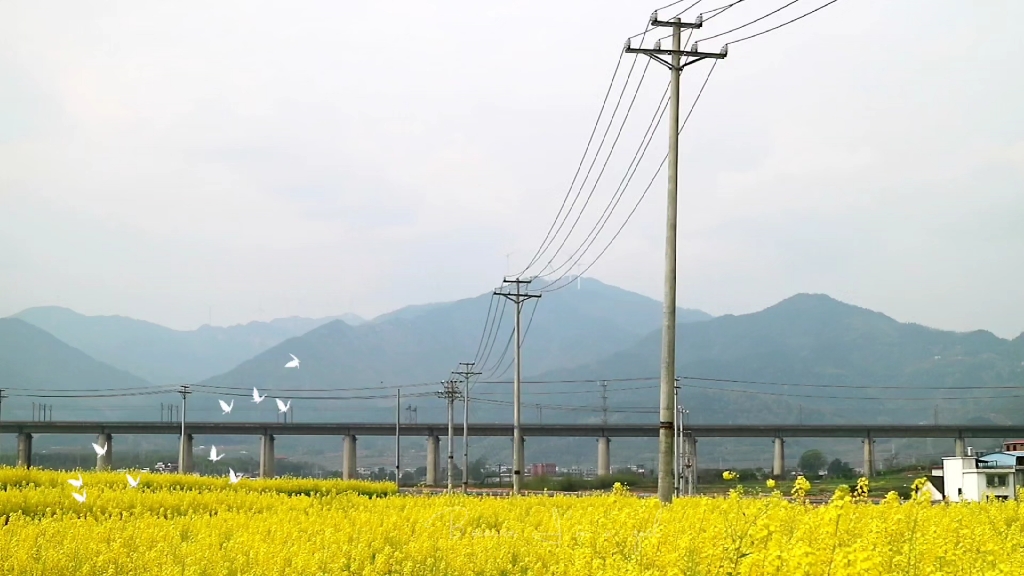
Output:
[{"xmin": 2, "ymin": 467, "xmax": 1024, "ymax": 575}]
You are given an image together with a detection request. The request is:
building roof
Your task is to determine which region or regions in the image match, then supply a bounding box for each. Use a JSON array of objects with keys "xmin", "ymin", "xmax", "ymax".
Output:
[{"xmin": 977, "ymin": 452, "xmax": 1024, "ymax": 468}]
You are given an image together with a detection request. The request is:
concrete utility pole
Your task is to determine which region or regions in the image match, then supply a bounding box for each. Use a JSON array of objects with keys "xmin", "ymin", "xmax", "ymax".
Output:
[
  {"xmin": 626, "ymin": 12, "xmax": 726, "ymax": 503},
  {"xmin": 0, "ymin": 389, "xmax": 5, "ymax": 461},
  {"xmin": 494, "ymin": 277, "xmax": 541, "ymax": 495},
  {"xmin": 177, "ymin": 385, "xmax": 191, "ymax": 474},
  {"xmin": 454, "ymin": 362, "xmax": 482, "ymax": 494},
  {"xmin": 674, "ymin": 384, "xmax": 680, "ymax": 496},
  {"xmin": 395, "ymin": 388, "xmax": 401, "ymax": 486},
  {"xmin": 437, "ymin": 378, "xmax": 462, "ymax": 492}
]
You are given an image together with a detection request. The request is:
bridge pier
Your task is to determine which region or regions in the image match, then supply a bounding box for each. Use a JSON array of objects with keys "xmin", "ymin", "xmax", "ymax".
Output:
[
  {"xmin": 342, "ymin": 435, "xmax": 357, "ymax": 480},
  {"xmin": 260, "ymin": 434, "xmax": 275, "ymax": 478},
  {"xmin": 862, "ymin": 435, "xmax": 875, "ymax": 477},
  {"xmin": 95, "ymin": 433, "xmax": 112, "ymax": 471},
  {"xmin": 426, "ymin": 435, "xmax": 439, "ymax": 486},
  {"xmin": 772, "ymin": 436, "xmax": 785, "ymax": 478},
  {"xmin": 178, "ymin": 433, "xmax": 194, "ymax": 473},
  {"xmin": 17, "ymin": 433, "xmax": 32, "ymax": 468},
  {"xmin": 954, "ymin": 436, "xmax": 965, "ymax": 457},
  {"xmin": 597, "ymin": 437, "xmax": 610, "ymax": 476}
]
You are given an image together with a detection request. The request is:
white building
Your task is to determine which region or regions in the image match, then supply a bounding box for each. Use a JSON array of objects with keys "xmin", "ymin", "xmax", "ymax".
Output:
[{"xmin": 933, "ymin": 451, "xmax": 1024, "ymax": 502}]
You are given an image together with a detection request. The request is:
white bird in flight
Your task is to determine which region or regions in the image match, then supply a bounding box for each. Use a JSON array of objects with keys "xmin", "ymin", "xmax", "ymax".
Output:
[
  {"xmin": 275, "ymin": 398, "xmax": 291, "ymax": 414},
  {"xmin": 252, "ymin": 387, "xmax": 266, "ymax": 403},
  {"xmin": 209, "ymin": 445, "xmax": 224, "ymax": 462},
  {"xmin": 67, "ymin": 473, "xmax": 83, "ymax": 489},
  {"xmin": 284, "ymin": 353, "xmax": 300, "ymax": 369},
  {"xmin": 126, "ymin": 473, "xmax": 140, "ymax": 488},
  {"xmin": 228, "ymin": 468, "xmax": 242, "ymax": 484},
  {"xmin": 218, "ymin": 399, "xmax": 234, "ymax": 414},
  {"xmin": 72, "ymin": 490, "xmax": 86, "ymax": 503},
  {"xmin": 92, "ymin": 442, "xmax": 107, "ymax": 457}
]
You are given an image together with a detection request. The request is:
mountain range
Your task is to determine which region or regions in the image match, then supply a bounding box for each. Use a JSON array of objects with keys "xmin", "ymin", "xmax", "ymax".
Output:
[
  {"xmin": 10, "ymin": 306, "xmax": 365, "ymax": 384},
  {"xmin": 3, "ymin": 277, "xmax": 1024, "ymax": 467}
]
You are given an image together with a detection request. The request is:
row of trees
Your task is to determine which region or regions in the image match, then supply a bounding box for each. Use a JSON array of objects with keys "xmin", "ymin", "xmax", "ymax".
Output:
[{"xmin": 798, "ymin": 449, "xmax": 856, "ymax": 479}]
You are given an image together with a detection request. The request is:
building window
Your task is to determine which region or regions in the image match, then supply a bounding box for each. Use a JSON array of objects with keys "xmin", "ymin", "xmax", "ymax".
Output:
[{"xmin": 986, "ymin": 474, "xmax": 1008, "ymax": 488}]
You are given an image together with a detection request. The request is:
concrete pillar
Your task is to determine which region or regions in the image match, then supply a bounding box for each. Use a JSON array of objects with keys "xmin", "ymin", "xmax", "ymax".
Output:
[
  {"xmin": 96, "ymin": 433, "xmax": 112, "ymax": 471},
  {"xmin": 260, "ymin": 434, "xmax": 275, "ymax": 479},
  {"xmin": 179, "ymin": 433, "xmax": 194, "ymax": 473},
  {"xmin": 17, "ymin": 433, "xmax": 32, "ymax": 469},
  {"xmin": 772, "ymin": 436, "xmax": 785, "ymax": 477},
  {"xmin": 426, "ymin": 435, "xmax": 440, "ymax": 486},
  {"xmin": 342, "ymin": 435, "xmax": 357, "ymax": 480},
  {"xmin": 954, "ymin": 436, "xmax": 966, "ymax": 457},
  {"xmin": 597, "ymin": 437, "xmax": 610, "ymax": 476},
  {"xmin": 863, "ymin": 436, "xmax": 875, "ymax": 477}
]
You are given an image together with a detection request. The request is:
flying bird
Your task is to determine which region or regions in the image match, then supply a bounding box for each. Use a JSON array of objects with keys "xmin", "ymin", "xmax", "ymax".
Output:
[
  {"xmin": 126, "ymin": 473, "xmax": 139, "ymax": 488},
  {"xmin": 67, "ymin": 473, "xmax": 83, "ymax": 489},
  {"xmin": 209, "ymin": 445, "xmax": 224, "ymax": 462},
  {"xmin": 218, "ymin": 399, "xmax": 234, "ymax": 414},
  {"xmin": 284, "ymin": 353, "xmax": 300, "ymax": 369},
  {"xmin": 229, "ymin": 468, "xmax": 242, "ymax": 484},
  {"xmin": 92, "ymin": 442, "xmax": 107, "ymax": 457},
  {"xmin": 71, "ymin": 490, "xmax": 86, "ymax": 503},
  {"xmin": 252, "ymin": 387, "xmax": 266, "ymax": 403},
  {"xmin": 275, "ymin": 398, "xmax": 291, "ymax": 414}
]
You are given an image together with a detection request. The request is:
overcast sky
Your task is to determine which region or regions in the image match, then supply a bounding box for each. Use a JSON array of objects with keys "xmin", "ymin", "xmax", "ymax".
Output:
[{"xmin": 2, "ymin": 0, "xmax": 1022, "ymax": 337}]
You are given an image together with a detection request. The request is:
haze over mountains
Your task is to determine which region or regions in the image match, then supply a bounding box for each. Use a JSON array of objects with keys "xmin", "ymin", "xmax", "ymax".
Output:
[
  {"xmin": 3, "ymin": 276, "xmax": 1023, "ymax": 432},
  {"xmin": 11, "ymin": 306, "xmax": 365, "ymax": 384}
]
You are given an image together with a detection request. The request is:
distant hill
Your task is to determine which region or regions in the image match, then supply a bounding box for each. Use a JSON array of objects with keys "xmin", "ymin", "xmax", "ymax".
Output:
[
  {"xmin": 196, "ymin": 276, "xmax": 713, "ymax": 422},
  {"xmin": 528, "ymin": 293, "xmax": 1024, "ymax": 426},
  {"xmin": 10, "ymin": 307, "xmax": 363, "ymax": 384},
  {"xmin": 0, "ymin": 318, "xmax": 155, "ymax": 420}
]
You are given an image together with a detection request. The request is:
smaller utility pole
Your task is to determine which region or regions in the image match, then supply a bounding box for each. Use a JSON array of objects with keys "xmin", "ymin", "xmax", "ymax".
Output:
[
  {"xmin": 0, "ymin": 389, "xmax": 5, "ymax": 461},
  {"xmin": 437, "ymin": 377, "xmax": 462, "ymax": 492},
  {"xmin": 494, "ymin": 277, "xmax": 541, "ymax": 495},
  {"xmin": 405, "ymin": 404, "xmax": 418, "ymax": 424},
  {"xmin": 454, "ymin": 362, "xmax": 481, "ymax": 494},
  {"xmin": 177, "ymin": 385, "xmax": 191, "ymax": 474},
  {"xmin": 395, "ymin": 388, "xmax": 401, "ymax": 486}
]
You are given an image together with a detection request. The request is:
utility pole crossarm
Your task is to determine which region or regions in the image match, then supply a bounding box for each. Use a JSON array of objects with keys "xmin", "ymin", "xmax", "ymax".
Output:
[{"xmin": 624, "ymin": 45, "xmax": 727, "ymax": 71}]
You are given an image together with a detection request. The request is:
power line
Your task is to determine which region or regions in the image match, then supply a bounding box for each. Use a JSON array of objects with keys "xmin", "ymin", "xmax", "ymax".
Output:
[
  {"xmin": 516, "ymin": 50, "xmax": 630, "ymax": 276},
  {"xmin": 539, "ymin": 59, "xmax": 720, "ymax": 293},
  {"xmin": 530, "ymin": 56, "xmax": 656, "ymax": 277},
  {"xmin": 475, "ymin": 296, "xmax": 508, "ymax": 371},
  {"xmin": 656, "ymin": 0, "xmax": 698, "ymax": 11},
  {"xmin": 537, "ymin": 78, "xmax": 672, "ymax": 285},
  {"xmin": 470, "ymin": 294, "xmax": 497, "ymax": 364},
  {"xmin": 1, "ymin": 383, "xmax": 177, "ymax": 393},
  {"xmin": 525, "ymin": 47, "xmax": 654, "ymax": 276},
  {"xmin": 727, "ymin": 0, "xmax": 844, "ymax": 44},
  {"xmin": 488, "ymin": 297, "xmax": 540, "ymax": 381},
  {"xmin": 697, "ymin": 0, "xmax": 801, "ymax": 42},
  {"xmin": 702, "ymin": 0, "xmax": 747, "ymax": 18},
  {"xmin": 657, "ymin": 0, "xmax": 745, "ymax": 41},
  {"xmin": 680, "ymin": 382, "xmax": 1024, "ymax": 401},
  {"xmin": 680, "ymin": 376, "xmax": 1024, "ymax": 391}
]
